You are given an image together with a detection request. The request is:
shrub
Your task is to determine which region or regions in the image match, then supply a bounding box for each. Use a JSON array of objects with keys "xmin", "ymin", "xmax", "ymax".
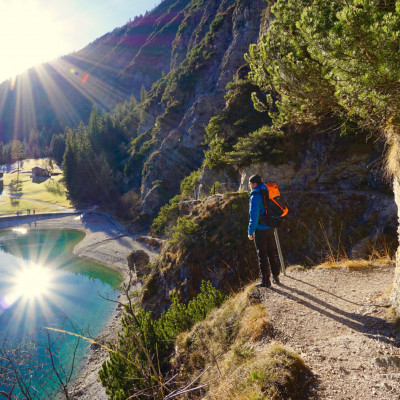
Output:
[
  {"xmin": 227, "ymin": 125, "xmax": 291, "ymax": 167},
  {"xmin": 210, "ymin": 181, "xmax": 222, "ymax": 195},
  {"xmin": 116, "ymin": 190, "xmax": 141, "ymax": 220},
  {"xmin": 151, "ymin": 194, "xmax": 182, "ymax": 236},
  {"xmin": 99, "ymin": 281, "xmax": 228, "ymax": 400},
  {"xmin": 169, "ymin": 216, "xmax": 199, "ymax": 244},
  {"xmin": 204, "ymin": 136, "xmax": 230, "ymax": 169},
  {"xmin": 180, "ymin": 168, "xmax": 202, "ymax": 198}
]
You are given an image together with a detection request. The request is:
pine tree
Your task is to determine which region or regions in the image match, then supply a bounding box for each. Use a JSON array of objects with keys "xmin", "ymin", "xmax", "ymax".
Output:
[
  {"xmin": 50, "ymin": 134, "xmax": 66, "ymax": 164},
  {"xmin": 140, "ymin": 84, "xmax": 148, "ymax": 103},
  {"xmin": 62, "ymin": 131, "xmax": 78, "ymax": 198},
  {"xmin": 28, "ymin": 129, "xmax": 40, "ymax": 158},
  {"xmin": 246, "ymin": 0, "xmax": 400, "ymax": 137},
  {"xmin": 11, "ymin": 140, "xmax": 23, "ymax": 173}
]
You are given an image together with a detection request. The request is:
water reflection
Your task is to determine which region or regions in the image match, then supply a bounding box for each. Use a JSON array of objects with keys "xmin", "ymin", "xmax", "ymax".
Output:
[
  {"xmin": 0, "ymin": 229, "xmax": 122, "ymax": 398},
  {"xmin": 0, "ymin": 230, "xmax": 122, "ymax": 337},
  {"xmin": 11, "ymin": 227, "xmax": 28, "ymax": 235}
]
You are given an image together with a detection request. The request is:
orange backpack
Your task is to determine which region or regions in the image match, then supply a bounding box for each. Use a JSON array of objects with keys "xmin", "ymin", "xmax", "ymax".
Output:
[{"xmin": 260, "ymin": 182, "xmax": 289, "ymax": 227}]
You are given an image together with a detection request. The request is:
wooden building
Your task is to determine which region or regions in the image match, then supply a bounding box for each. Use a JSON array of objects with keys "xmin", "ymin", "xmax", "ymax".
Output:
[{"xmin": 31, "ymin": 166, "xmax": 50, "ymax": 178}]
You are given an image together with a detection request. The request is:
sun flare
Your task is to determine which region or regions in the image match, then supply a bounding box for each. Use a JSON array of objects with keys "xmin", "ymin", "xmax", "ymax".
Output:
[
  {"xmin": 12, "ymin": 263, "xmax": 53, "ymax": 301},
  {"xmin": 0, "ymin": 0, "xmax": 70, "ymax": 82},
  {"xmin": 12, "ymin": 227, "xmax": 28, "ymax": 235}
]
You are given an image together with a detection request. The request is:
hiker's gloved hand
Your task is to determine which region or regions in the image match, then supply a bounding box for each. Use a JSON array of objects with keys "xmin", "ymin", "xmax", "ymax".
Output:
[{"xmin": 248, "ymin": 234, "xmax": 254, "ymax": 240}]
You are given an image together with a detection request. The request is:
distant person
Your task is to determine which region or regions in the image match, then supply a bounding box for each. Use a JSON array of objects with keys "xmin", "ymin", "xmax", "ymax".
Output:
[
  {"xmin": 33, "ymin": 209, "xmax": 35, "ymax": 215},
  {"xmin": 248, "ymin": 174, "xmax": 281, "ymax": 288}
]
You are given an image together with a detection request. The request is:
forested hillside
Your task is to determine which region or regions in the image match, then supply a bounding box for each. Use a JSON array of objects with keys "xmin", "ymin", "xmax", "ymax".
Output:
[
  {"xmin": 0, "ymin": 0, "xmax": 269, "ymax": 220},
  {"xmin": 0, "ymin": 0, "xmax": 189, "ymax": 144}
]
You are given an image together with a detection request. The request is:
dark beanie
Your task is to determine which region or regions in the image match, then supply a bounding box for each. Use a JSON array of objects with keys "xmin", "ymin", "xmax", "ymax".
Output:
[{"xmin": 249, "ymin": 174, "xmax": 262, "ymax": 185}]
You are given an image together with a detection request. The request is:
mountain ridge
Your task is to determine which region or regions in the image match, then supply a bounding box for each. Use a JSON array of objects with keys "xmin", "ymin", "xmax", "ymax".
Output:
[{"xmin": 0, "ymin": 0, "xmax": 187, "ymax": 143}]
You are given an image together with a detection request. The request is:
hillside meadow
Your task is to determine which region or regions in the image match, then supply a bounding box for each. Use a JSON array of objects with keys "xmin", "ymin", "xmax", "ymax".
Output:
[{"xmin": 0, "ymin": 158, "xmax": 72, "ymax": 215}]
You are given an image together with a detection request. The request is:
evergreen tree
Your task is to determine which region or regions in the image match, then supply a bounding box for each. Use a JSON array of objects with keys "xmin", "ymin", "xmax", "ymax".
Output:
[
  {"xmin": 3, "ymin": 144, "xmax": 11, "ymax": 164},
  {"xmin": 11, "ymin": 140, "xmax": 23, "ymax": 173},
  {"xmin": 88, "ymin": 105, "xmax": 102, "ymax": 140},
  {"xmin": 246, "ymin": 0, "xmax": 400, "ymax": 145},
  {"xmin": 50, "ymin": 133, "xmax": 66, "ymax": 164},
  {"xmin": 62, "ymin": 131, "xmax": 78, "ymax": 198},
  {"xmin": 140, "ymin": 84, "xmax": 148, "ymax": 103},
  {"xmin": 28, "ymin": 129, "xmax": 40, "ymax": 158}
]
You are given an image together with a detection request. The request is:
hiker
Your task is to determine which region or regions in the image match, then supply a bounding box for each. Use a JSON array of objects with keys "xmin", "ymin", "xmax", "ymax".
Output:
[{"xmin": 248, "ymin": 174, "xmax": 281, "ymax": 288}]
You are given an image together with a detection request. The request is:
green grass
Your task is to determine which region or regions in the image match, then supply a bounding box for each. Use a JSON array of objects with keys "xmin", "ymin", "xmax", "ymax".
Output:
[{"xmin": 0, "ymin": 158, "xmax": 72, "ymax": 215}]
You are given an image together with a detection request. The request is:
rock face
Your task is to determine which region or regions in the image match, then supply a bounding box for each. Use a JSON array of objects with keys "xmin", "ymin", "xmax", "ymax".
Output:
[
  {"xmin": 140, "ymin": 0, "xmax": 268, "ymax": 214},
  {"xmin": 237, "ymin": 129, "xmax": 397, "ymax": 262},
  {"xmin": 390, "ymin": 178, "xmax": 400, "ymax": 312},
  {"xmin": 143, "ymin": 183, "xmax": 397, "ymax": 312},
  {"xmin": 194, "ymin": 124, "xmax": 398, "ymax": 262}
]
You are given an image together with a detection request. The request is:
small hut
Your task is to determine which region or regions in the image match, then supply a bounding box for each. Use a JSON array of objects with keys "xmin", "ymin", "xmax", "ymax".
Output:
[{"xmin": 31, "ymin": 166, "xmax": 50, "ymax": 178}]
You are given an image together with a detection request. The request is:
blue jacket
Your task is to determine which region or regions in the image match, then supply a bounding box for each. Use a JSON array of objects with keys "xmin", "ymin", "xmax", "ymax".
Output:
[{"xmin": 248, "ymin": 184, "xmax": 270, "ymax": 236}]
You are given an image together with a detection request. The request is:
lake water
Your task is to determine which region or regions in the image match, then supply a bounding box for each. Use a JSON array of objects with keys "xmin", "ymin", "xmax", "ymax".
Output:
[{"xmin": 0, "ymin": 229, "xmax": 122, "ymax": 398}]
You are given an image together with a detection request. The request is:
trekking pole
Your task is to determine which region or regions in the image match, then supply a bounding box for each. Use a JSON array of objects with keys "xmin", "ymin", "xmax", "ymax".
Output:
[{"xmin": 273, "ymin": 228, "xmax": 286, "ymax": 276}]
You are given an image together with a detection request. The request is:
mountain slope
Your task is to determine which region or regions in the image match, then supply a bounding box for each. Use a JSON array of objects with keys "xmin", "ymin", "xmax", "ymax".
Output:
[
  {"xmin": 0, "ymin": 0, "xmax": 189, "ymax": 143},
  {"xmin": 134, "ymin": 0, "xmax": 268, "ymax": 213}
]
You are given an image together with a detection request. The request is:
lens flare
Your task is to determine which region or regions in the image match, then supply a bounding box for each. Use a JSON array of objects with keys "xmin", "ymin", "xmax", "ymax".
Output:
[
  {"xmin": 12, "ymin": 227, "xmax": 28, "ymax": 235},
  {"xmin": 11, "ymin": 263, "xmax": 53, "ymax": 301}
]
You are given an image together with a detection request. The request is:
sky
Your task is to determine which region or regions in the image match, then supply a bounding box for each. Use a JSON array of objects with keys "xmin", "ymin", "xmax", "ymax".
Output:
[{"xmin": 0, "ymin": 0, "xmax": 161, "ymax": 84}]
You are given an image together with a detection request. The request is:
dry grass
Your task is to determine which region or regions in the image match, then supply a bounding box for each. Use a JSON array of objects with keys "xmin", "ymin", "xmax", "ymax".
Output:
[
  {"xmin": 199, "ymin": 343, "xmax": 310, "ymax": 400},
  {"xmin": 385, "ymin": 306, "xmax": 400, "ymax": 327},
  {"xmin": 384, "ymin": 128, "xmax": 400, "ymax": 178},
  {"xmin": 174, "ymin": 285, "xmax": 311, "ymax": 400},
  {"xmin": 315, "ymin": 226, "xmax": 394, "ymax": 271},
  {"xmin": 315, "ymin": 255, "xmax": 392, "ymax": 271}
]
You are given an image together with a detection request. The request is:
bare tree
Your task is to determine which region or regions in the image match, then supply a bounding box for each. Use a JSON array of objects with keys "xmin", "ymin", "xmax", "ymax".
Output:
[{"xmin": 0, "ymin": 318, "xmax": 83, "ymax": 400}]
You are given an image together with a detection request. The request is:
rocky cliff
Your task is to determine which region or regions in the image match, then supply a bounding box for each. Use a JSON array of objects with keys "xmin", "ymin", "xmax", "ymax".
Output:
[
  {"xmin": 142, "ymin": 117, "xmax": 398, "ymax": 310},
  {"xmin": 137, "ymin": 0, "xmax": 268, "ymax": 214}
]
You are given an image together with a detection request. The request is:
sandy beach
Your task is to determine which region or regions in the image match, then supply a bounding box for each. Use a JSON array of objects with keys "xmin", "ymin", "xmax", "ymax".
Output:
[{"xmin": 0, "ymin": 211, "xmax": 158, "ymax": 399}]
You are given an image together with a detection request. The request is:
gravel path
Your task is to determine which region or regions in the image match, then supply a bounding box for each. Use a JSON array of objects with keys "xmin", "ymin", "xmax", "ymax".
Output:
[{"xmin": 264, "ymin": 265, "xmax": 400, "ymax": 400}]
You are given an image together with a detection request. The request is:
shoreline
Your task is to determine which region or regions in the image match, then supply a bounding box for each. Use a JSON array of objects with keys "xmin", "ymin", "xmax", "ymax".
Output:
[{"xmin": 0, "ymin": 211, "xmax": 158, "ymax": 400}]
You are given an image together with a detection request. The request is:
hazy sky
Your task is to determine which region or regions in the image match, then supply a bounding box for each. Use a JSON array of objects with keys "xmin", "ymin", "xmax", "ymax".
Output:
[{"xmin": 0, "ymin": 0, "xmax": 161, "ymax": 83}]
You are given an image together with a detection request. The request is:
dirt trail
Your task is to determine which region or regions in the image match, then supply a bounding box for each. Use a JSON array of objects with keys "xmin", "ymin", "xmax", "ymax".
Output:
[{"xmin": 263, "ymin": 265, "xmax": 400, "ymax": 400}]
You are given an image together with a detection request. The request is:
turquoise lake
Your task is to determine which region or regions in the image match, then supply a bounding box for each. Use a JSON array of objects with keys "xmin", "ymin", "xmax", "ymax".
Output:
[{"xmin": 0, "ymin": 229, "xmax": 122, "ymax": 398}]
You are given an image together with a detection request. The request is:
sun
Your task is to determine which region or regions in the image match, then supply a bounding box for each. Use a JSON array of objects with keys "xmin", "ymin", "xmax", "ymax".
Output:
[
  {"xmin": 12, "ymin": 263, "xmax": 53, "ymax": 301},
  {"xmin": 0, "ymin": 0, "xmax": 70, "ymax": 82}
]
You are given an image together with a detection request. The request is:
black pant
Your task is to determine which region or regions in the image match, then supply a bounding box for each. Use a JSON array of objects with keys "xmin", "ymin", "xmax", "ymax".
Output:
[{"xmin": 254, "ymin": 228, "xmax": 281, "ymax": 280}]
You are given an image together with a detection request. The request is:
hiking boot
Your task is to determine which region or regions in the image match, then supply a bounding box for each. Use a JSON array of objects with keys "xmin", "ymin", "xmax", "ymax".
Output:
[
  {"xmin": 263, "ymin": 279, "xmax": 272, "ymax": 288},
  {"xmin": 255, "ymin": 277, "xmax": 271, "ymax": 288},
  {"xmin": 272, "ymin": 275, "xmax": 280, "ymax": 285}
]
